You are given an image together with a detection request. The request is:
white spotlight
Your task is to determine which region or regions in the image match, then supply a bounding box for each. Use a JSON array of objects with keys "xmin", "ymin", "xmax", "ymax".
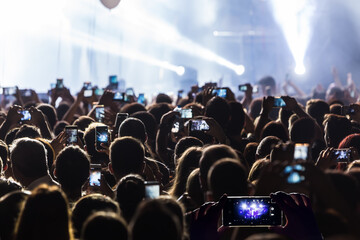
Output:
[
  {"xmin": 234, "ymin": 65, "xmax": 245, "ymax": 75},
  {"xmin": 295, "ymin": 64, "xmax": 306, "ymax": 75},
  {"xmin": 176, "ymin": 66, "xmax": 185, "ymax": 76}
]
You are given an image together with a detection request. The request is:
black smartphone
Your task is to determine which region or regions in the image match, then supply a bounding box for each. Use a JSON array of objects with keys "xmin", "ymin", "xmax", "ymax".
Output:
[
  {"xmin": 113, "ymin": 92, "xmax": 125, "ymax": 101},
  {"xmin": 3, "ymin": 87, "xmax": 17, "ymax": 96},
  {"xmin": 137, "ymin": 93, "xmax": 145, "ymax": 105},
  {"xmin": 95, "ymin": 105, "xmax": 105, "ymax": 123},
  {"xmin": 20, "ymin": 110, "xmax": 31, "ymax": 121},
  {"xmin": 282, "ymin": 164, "xmax": 305, "ymax": 184},
  {"xmin": 212, "ymin": 88, "xmax": 227, "ymax": 98},
  {"xmin": 144, "ymin": 181, "xmax": 160, "ymax": 199},
  {"xmin": 65, "ymin": 125, "xmax": 78, "ymax": 145},
  {"xmin": 56, "ymin": 78, "xmax": 64, "ymax": 89},
  {"xmin": 114, "ymin": 113, "xmax": 129, "ymax": 133},
  {"xmin": 109, "ymin": 75, "xmax": 118, "ymax": 85},
  {"xmin": 83, "ymin": 82, "xmax": 92, "ymax": 98},
  {"xmin": 222, "ymin": 196, "xmax": 283, "ymax": 227},
  {"xmin": 89, "ymin": 164, "xmax": 102, "ymax": 187},
  {"xmin": 239, "ymin": 84, "xmax": 248, "ymax": 92},
  {"xmin": 293, "ymin": 143, "xmax": 310, "ymax": 162},
  {"xmin": 177, "ymin": 90, "xmax": 184, "ymax": 99},
  {"xmin": 95, "ymin": 126, "xmax": 109, "ymax": 151},
  {"xmin": 189, "ymin": 119, "xmax": 210, "ymax": 132},
  {"xmin": 273, "ymin": 97, "xmax": 286, "ymax": 107},
  {"xmin": 333, "ymin": 149, "xmax": 351, "ymax": 163},
  {"xmin": 180, "ymin": 108, "xmax": 193, "ymax": 119}
]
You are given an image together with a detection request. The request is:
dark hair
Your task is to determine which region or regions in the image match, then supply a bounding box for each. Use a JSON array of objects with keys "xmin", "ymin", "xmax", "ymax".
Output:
[
  {"xmin": 339, "ymin": 133, "xmax": 360, "ymax": 154},
  {"xmin": 323, "ymin": 114, "xmax": 352, "ymax": 147},
  {"xmin": 278, "ymin": 108, "xmax": 293, "ymax": 129},
  {"xmin": 204, "ymin": 97, "xmax": 230, "ymax": 129},
  {"xmin": 329, "ymin": 103, "xmax": 343, "ymax": 115},
  {"xmin": 244, "ymin": 142, "xmax": 259, "ymax": 168},
  {"xmin": 56, "ymin": 102, "xmax": 71, "ymax": 122},
  {"xmin": 0, "ymin": 140, "xmax": 9, "ymax": 170},
  {"xmin": 260, "ymin": 121, "xmax": 288, "ymax": 143},
  {"xmin": 186, "ymin": 168, "xmax": 204, "ymax": 208},
  {"xmin": 306, "ymin": 99, "xmax": 329, "ymax": 127},
  {"xmin": 53, "ymin": 120, "xmax": 69, "ymax": 136},
  {"xmin": 5, "ymin": 128, "xmax": 19, "ymax": 145},
  {"xmin": 227, "ymin": 101, "xmax": 245, "ymax": 136},
  {"xmin": 290, "ymin": 117, "xmax": 316, "ymax": 143},
  {"xmin": 0, "ymin": 178, "xmax": 22, "ymax": 198},
  {"xmin": 121, "ymin": 102, "xmax": 146, "ymax": 115},
  {"xmin": 130, "ymin": 111, "xmax": 157, "ymax": 140},
  {"xmin": 174, "ymin": 136, "xmax": 203, "ymax": 164},
  {"xmin": 148, "ymin": 103, "xmax": 173, "ymax": 124},
  {"xmin": 119, "ymin": 118, "xmax": 147, "ymax": 143},
  {"xmin": 55, "ymin": 146, "xmax": 90, "ymax": 190},
  {"xmin": 37, "ymin": 104, "xmax": 58, "ymax": 130},
  {"xmin": 258, "ymin": 76, "xmax": 276, "ymax": 87},
  {"xmin": 72, "ymin": 194, "xmax": 120, "ymax": 238},
  {"xmin": 14, "ymin": 124, "xmax": 41, "ymax": 140},
  {"xmin": 248, "ymin": 159, "xmax": 270, "ymax": 183},
  {"xmin": 156, "ymin": 93, "xmax": 173, "ymax": 104},
  {"xmin": 73, "ymin": 116, "xmax": 95, "ymax": 132},
  {"xmin": 116, "ymin": 174, "xmax": 145, "ymax": 222},
  {"xmin": 208, "ymin": 158, "xmax": 248, "ymax": 201},
  {"xmin": 110, "ymin": 137, "xmax": 145, "ymax": 180},
  {"xmin": 81, "ymin": 212, "xmax": 128, "ymax": 240},
  {"xmin": 249, "ymin": 98, "xmax": 262, "ymax": 120}
]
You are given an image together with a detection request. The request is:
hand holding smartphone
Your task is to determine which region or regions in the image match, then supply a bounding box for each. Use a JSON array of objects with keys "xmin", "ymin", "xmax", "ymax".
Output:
[
  {"xmin": 144, "ymin": 181, "xmax": 160, "ymax": 199},
  {"xmin": 89, "ymin": 164, "xmax": 102, "ymax": 187},
  {"xmin": 65, "ymin": 125, "xmax": 78, "ymax": 145},
  {"xmin": 95, "ymin": 105, "xmax": 105, "ymax": 123},
  {"xmin": 95, "ymin": 126, "xmax": 109, "ymax": 151}
]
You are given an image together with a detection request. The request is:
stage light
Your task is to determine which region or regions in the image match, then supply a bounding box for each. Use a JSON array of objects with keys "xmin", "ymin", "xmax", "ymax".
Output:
[
  {"xmin": 295, "ymin": 64, "xmax": 306, "ymax": 75},
  {"xmin": 234, "ymin": 65, "xmax": 245, "ymax": 75},
  {"xmin": 269, "ymin": 0, "xmax": 315, "ymax": 76},
  {"xmin": 176, "ymin": 66, "xmax": 185, "ymax": 76}
]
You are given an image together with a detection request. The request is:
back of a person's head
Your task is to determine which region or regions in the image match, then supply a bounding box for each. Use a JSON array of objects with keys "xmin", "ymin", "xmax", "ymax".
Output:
[
  {"xmin": 256, "ymin": 136, "xmax": 281, "ymax": 159},
  {"xmin": 129, "ymin": 199, "xmax": 181, "ymax": 240},
  {"xmin": 199, "ymin": 144, "xmax": 238, "ymax": 191},
  {"xmin": 157, "ymin": 196, "xmax": 185, "ymax": 233},
  {"xmin": 119, "ymin": 118, "xmax": 147, "ymax": 143},
  {"xmin": 227, "ymin": 101, "xmax": 245, "ymax": 135},
  {"xmin": 156, "ymin": 93, "xmax": 173, "ymax": 104},
  {"xmin": 116, "ymin": 174, "xmax": 145, "ymax": 222},
  {"xmin": 14, "ymin": 185, "xmax": 72, "ymax": 240},
  {"xmin": 323, "ymin": 114, "xmax": 352, "ymax": 147},
  {"xmin": 208, "ymin": 158, "xmax": 248, "ymax": 201},
  {"xmin": 329, "ymin": 103, "xmax": 343, "ymax": 115},
  {"xmin": 72, "ymin": 194, "xmax": 120, "ymax": 238},
  {"xmin": 205, "ymin": 96, "xmax": 230, "ymax": 129},
  {"xmin": 248, "ymin": 159, "xmax": 270, "ymax": 184},
  {"xmin": 249, "ymin": 98, "xmax": 262, "ymax": 120},
  {"xmin": 0, "ymin": 191, "xmax": 29, "ymax": 240},
  {"xmin": 186, "ymin": 168, "xmax": 204, "ymax": 208},
  {"xmin": 14, "ymin": 124, "xmax": 41, "ymax": 140},
  {"xmin": 258, "ymin": 76, "xmax": 276, "ymax": 87},
  {"xmin": 81, "ymin": 212, "xmax": 128, "ymax": 240},
  {"xmin": 260, "ymin": 121, "xmax": 288, "ymax": 143},
  {"xmin": 244, "ymin": 142, "xmax": 258, "ymax": 168},
  {"xmin": 174, "ymin": 136, "xmax": 203, "ymax": 164},
  {"xmin": 170, "ymin": 147, "xmax": 202, "ymax": 198},
  {"xmin": 36, "ymin": 138, "xmax": 55, "ymax": 174},
  {"xmin": 73, "ymin": 116, "xmax": 95, "ymax": 131},
  {"xmin": 56, "ymin": 102, "xmax": 71, "ymax": 121},
  {"xmin": 37, "ymin": 103, "xmax": 58, "ymax": 130},
  {"xmin": 339, "ymin": 133, "xmax": 360, "ymax": 154},
  {"xmin": 10, "ymin": 138, "xmax": 48, "ymax": 180},
  {"xmin": 0, "ymin": 140, "xmax": 9, "ymax": 171},
  {"xmin": 83, "ymin": 122, "xmax": 108, "ymax": 162},
  {"xmin": 110, "ymin": 137, "xmax": 145, "ymax": 180},
  {"xmin": 306, "ymin": 99, "xmax": 330, "ymax": 126},
  {"xmin": 5, "ymin": 128, "xmax": 19, "ymax": 145},
  {"xmin": 121, "ymin": 102, "xmax": 146, "ymax": 115},
  {"xmin": 0, "ymin": 178, "xmax": 22, "ymax": 198},
  {"xmin": 130, "ymin": 111, "xmax": 157, "ymax": 140},
  {"xmin": 53, "ymin": 120, "xmax": 69, "ymax": 136},
  {"xmin": 290, "ymin": 117, "xmax": 316, "ymax": 143},
  {"xmin": 55, "ymin": 146, "xmax": 90, "ymax": 190},
  {"xmin": 148, "ymin": 103, "xmax": 173, "ymax": 124},
  {"xmin": 278, "ymin": 108, "xmax": 293, "ymax": 129}
]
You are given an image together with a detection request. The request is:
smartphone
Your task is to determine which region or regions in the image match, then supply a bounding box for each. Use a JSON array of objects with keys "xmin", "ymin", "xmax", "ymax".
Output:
[
  {"xmin": 65, "ymin": 125, "xmax": 78, "ymax": 145},
  {"xmin": 293, "ymin": 143, "xmax": 310, "ymax": 162},
  {"xmin": 3, "ymin": 87, "xmax": 17, "ymax": 96},
  {"xmin": 144, "ymin": 181, "xmax": 160, "ymax": 199},
  {"xmin": 273, "ymin": 97, "xmax": 286, "ymax": 107},
  {"xmin": 239, "ymin": 84, "xmax": 248, "ymax": 92},
  {"xmin": 95, "ymin": 88, "xmax": 105, "ymax": 96},
  {"xmin": 212, "ymin": 88, "xmax": 227, "ymax": 98},
  {"xmin": 333, "ymin": 149, "xmax": 351, "ymax": 163},
  {"xmin": 113, "ymin": 92, "xmax": 125, "ymax": 101},
  {"xmin": 342, "ymin": 106, "xmax": 355, "ymax": 115},
  {"xmin": 125, "ymin": 88, "xmax": 134, "ymax": 96},
  {"xmin": 83, "ymin": 82, "xmax": 92, "ymax": 98},
  {"xmin": 171, "ymin": 120, "xmax": 180, "ymax": 133},
  {"xmin": 282, "ymin": 164, "xmax": 305, "ymax": 184},
  {"xmin": 89, "ymin": 164, "xmax": 102, "ymax": 187},
  {"xmin": 178, "ymin": 90, "xmax": 184, "ymax": 99},
  {"xmin": 180, "ymin": 108, "xmax": 193, "ymax": 119},
  {"xmin": 95, "ymin": 105, "xmax": 105, "ymax": 123},
  {"xmin": 253, "ymin": 85, "xmax": 259, "ymax": 93},
  {"xmin": 56, "ymin": 78, "xmax": 64, "ymax": 89},
  {"xmin": 114, "ymin": 113, "xmax": 129, "ymax": 133},
  {"xmin": 189, "ymin": 119, "xmax": 210, "ymax": 132},
  {"xmin": 109, "ymin": 75, "xmax": 118, "ymax": 85},
  {"xmin": 20, "ymin": 110, "xmax": 31, "ymax": 121},
  {"xmin": 95, "ymin": 126, "xmax": 109, "ymax": 151},
  {"xmin": 137, "ymin": 93, "xmax": 145, "ymax": 105},
  {"xmin": 222, "ymin": 196, "xmax": 283, "ymax": 227},
  {"xmin": 20, "ymin": 89, "xmax": 32, "ymax": 97}
]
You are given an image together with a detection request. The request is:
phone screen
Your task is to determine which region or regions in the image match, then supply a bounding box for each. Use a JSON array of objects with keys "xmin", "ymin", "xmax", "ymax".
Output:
[
  {"xmin": 190, "ymin": 120, "xmax": 210, "ymax": 131},
  {"xmin": 180, "ymin": 109, "xmax": 193, "ymax": 119},
  {"xmin": 109, "ymin": 75, "xmax": 118, "ymax": 84},
  {"xmin": 293, "ymin": 143, "xmax": 309, "ymax": 161},
  {"xmin": 283, "ymin": 165, "xmax": 305, "ymax": 184},
  {"xmin": 113, "ymin": 92, "xmax": 124, "ymax": 101},
  {"xmin": 95, "ymin": 88, "xmax": 104, "ymax": 96},
  {"xmin": 83, "ymin": 82, "xmax": 92, "ymax": 97},
  {"xmin": 239, "ymin": 85, "xmax": 247, "ymax": 92},
  {"xmin": 137, "ymin": 93, "xmax": 145, "ymax": 105},
  {"xmin": 213, "ymin": 88, "xmax": 227, "ymax": 98},
  {"xmin": 144, "ymin": 181, "xmax": 160, "ymax": 199},
  {"xmin": 222, "ymin": 197, "xmax": 283, "ymax": 227},
  {"xmin": 333, "ymin": 149, "xmax": 351, "ymax": 163},
  {"xmin": 3, "ymin": 87, "xmax": 17, "ymax": 96},
  {"xmin": 65, "ymin": 126, "xmax": 78, "ymax": 144},
  {"xmin": 89, "ymin": 170, "xmax": 101, "ymax": 187},
  {"xmin": 273, "ymin": 97, "xmax": 286, "ymax": 107},
  {"xmin": 95, "ymin": 126, "xmax": 109, "ymax": 150},
  {"xmin": 95, "ymin": 106, "xmax": 105, "ymax": 123},
  {"xmin": 20, "ymin": 110, "xmax": 31, "ymax": 121},
  {"xmin": 56, "ymin": 79, "xmax": 64, "ymax": 89}
]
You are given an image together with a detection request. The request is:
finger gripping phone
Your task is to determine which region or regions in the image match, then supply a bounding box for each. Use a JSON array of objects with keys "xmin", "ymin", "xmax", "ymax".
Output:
[
  {"xmin": 95, "ymin": 126, "xmax": 109, "ymax": 151},
  {"xmin": 222, "ymin": 196, "xmax": 283, "ymax": 227}
]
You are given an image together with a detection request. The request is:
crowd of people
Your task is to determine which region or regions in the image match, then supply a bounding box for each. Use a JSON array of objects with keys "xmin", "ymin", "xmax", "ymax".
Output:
[{"xmin": 0, "ymin": 72, "xmax": 359, "ymax": 240}]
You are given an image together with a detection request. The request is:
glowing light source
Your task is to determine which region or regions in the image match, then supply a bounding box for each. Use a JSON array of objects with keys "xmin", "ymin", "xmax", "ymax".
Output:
[
  {"xmin": 269, "ymin": 0, "xmax": 316, "ymax": 76},
  {"xmin": 234, "ymin": 65, "xmax": 245, "ymax": 75},
  {"xmin": 176, "ymin": 66, "xmax": 185, "ymax": 76}
]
